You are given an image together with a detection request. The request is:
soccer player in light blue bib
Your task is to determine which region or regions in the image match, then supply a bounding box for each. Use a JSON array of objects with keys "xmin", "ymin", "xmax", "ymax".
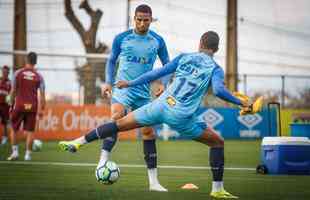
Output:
[
  {"xmin": 60, "ymin": 31, "xmax": 247, "ymax": 198},
  {"xmin": 100, "ymin": 4, "xmax": 170, "ymax": 191}
]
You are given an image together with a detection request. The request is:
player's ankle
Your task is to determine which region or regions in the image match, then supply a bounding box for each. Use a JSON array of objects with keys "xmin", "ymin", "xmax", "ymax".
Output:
[{"xmin": 211, "ymin": 181, "xmax": 224, "ymax": 193}]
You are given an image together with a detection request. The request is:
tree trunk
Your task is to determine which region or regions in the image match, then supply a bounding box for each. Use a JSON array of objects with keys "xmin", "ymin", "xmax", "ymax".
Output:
[
  {"xmin": 64, "ymin": 0, "xmax": 108, "ymax": 104},
  {"xmin": 13, "ymin": 0, "xmax": 27, "ymax": 70}
]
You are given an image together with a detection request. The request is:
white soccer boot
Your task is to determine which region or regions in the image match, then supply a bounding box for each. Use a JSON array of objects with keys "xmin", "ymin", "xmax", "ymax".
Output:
[
  {"xmin": 7, "ymin": 152, "xmax": 19, "ymax": 161},
  {"xmin": 24, "ymin": 153, "xmax": 32, "ymax": 161},
  {"xmin": 149, "ymin": 183, "xmax": 168, "ymax": 192},
  {"xmin": 1, "ymin": 136, "xmax": 8, "ymax": 145}
]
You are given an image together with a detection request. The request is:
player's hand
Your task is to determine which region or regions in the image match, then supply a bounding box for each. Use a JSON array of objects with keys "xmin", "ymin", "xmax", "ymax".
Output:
[
  {"xmin": 101, "ymin": 83, "xmax": 112, "ymax": 98},
  {"xmin": 239, "ymin": 96, "xmax": 264, "ymax": 115},
  {"xmin": 115, "ymin": 80, "xmax": 129, "ymax": 89},
  {"xmin": 154, "ymin": 83, "xmax": 165, "ymax": 97},
  {"xmin": 233, "ymin": 92, "xmax": 250, "ymax": 107}
]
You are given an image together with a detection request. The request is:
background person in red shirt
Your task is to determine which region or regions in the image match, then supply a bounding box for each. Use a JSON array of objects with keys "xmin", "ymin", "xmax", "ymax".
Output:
[
  {"xmin": 0, "ymin": 65, "xmax": 11, "ymax": 145},
  {"xmin": 7, "ymin": 52, "xmax": 46, "ymax": 161}
]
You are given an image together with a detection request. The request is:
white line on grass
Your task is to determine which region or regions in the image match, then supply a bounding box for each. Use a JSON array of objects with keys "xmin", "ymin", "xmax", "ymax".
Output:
[{"xmin": 0, "ymin": 161, "xmax": 255, "ymax": 171}]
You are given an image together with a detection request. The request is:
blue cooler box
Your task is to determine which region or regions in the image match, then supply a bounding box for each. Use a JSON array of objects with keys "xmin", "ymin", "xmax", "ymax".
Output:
[{"xmin": 261, "ymin": 137, "xmax": 310, "ymax": 175}]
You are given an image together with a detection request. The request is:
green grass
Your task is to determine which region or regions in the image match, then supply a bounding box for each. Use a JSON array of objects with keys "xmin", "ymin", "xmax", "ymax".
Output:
[{"xmin": 0, "ymin": 140, "xmax": 310, "ymax": 200}]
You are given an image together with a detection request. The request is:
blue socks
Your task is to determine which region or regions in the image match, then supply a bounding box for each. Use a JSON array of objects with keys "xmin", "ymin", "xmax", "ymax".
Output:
[
  {"xmin": 209, "ymin": 147, "xmax": 224, "ymax": 181},
  {"xmin": 85, "ymin": 122, "xmax": 119, "ymax": 143},
  {"xmin": 143, "ymin": 139, "xmax": 157, "ymax": 169},
  {"xmin": 102, "ymin": 135, "xmax": 118, "ymax": 152}
]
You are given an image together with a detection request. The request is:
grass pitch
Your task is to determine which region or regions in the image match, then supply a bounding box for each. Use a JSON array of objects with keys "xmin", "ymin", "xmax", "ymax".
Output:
[{"xmin": 0, "ymin": 140, "xmax": 309, "ymax": 200}]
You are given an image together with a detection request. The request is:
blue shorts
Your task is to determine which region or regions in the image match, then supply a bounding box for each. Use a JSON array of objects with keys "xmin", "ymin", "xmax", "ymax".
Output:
[
  {"xmin": 112, "ymin": 93, "xmax": 151, "ymax": 111},
  {"xmin": 133, "ymin": 99, "xmax": 207, "ymax": 139}
]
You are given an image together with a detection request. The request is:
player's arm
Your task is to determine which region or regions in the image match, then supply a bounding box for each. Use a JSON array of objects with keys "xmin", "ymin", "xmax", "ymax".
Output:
[
  {"xmin": 157, "ymin": 37, "xmax": 171, "ymax": 86},
  {"xmin": 116, "ymin": 54, "xmax": 183, "ymax": 88},
  {"xmin": 5, "ymin": 80, "xmax": 12, "ymax": 104},
  {"xmin": 211, "ymin": 67, "xmax": 244, "ymax": 106},
  {"xmin": 212, "ymin": 67, "xmax": 263, "ymax": 115},
  {"xmin": 39, "ymin": 75, "xmax": 46, "ymax": 112},
  {"xmin": 153, "ymin": 37, "xmax": 171, "ymax": 97},
  {"xmin": 105, "ymin": 36, "xmax": 121, "ymax": 86},
  {"xmin": 9, "ymin": 72, "xmax": 17, "ymax": 107},
  {"xmin": 102, "ymin": 35, "xmax": 121, "ymax": 97}
]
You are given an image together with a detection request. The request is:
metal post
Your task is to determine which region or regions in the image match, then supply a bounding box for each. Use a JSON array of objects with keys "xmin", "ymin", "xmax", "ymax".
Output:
[
  {"xmin": 126, "ymin": 0, "xmax": 130, "ymax": 30},
  {"xmin": 243, "ymin": 74, "xmax": 247, "ymax": 95},
  {"xmin": 13, "ymin": 0, "xmax": 27, "ymax": 70},
  {"xmin": 226, "ymin": 0, "xmax": 238, "ymax": 91},
  {"xmin": 281, "ymin": 75, "xmax": 285, "ymax": 107}
]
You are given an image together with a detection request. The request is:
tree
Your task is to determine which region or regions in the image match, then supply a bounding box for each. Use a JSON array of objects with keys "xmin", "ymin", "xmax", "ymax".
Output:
[
  {"xmin": 13, "ymin": 0, "xmax": 27, "ymax": 70},
  {"xmin": 64, "ymin": 0, "xmax": 108, "ymax": 104},
  {"xmin": 287, "ymin": 88, "xmax": 310, "ymax": 109}
]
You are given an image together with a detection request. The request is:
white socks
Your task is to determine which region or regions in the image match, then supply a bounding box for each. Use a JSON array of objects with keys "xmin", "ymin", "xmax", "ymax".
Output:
[
  {"xmin": 12, "ymin": 145, "xmax": 19, "ymax": 155},
  {"xmin": 148, "ymin": 168, "xmax": 168, "ymax": 192},
  {"xmin": 25, "ymin": 150, "xmax": 32, "ymax": 156},
  {"xmin": 148, "ymin": 168, "xmax": 159, "ymax": 185},
  {"xmin": 212, "ymin": 181, "xmax": 224, "ymax": 192},
  {"xmin": 97, "ymin": 149, "xmax": 110, "ymax": 168}
]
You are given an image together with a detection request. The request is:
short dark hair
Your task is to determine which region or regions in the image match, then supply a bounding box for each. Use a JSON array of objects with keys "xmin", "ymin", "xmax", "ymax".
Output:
[
  {"xmin": 135, "ymin": 4, "xmax": 152, "ymax": 16},
  {"xmin": 200, "ymin": 31, "xmax": 219, "ymax": 52},
  {"xmin": 2, "ymin": 65, "xmax": 9, "ymax": 71},
  {"xmin": 27, "ymin": 52, "xmax": 37, "ymax": 65}
]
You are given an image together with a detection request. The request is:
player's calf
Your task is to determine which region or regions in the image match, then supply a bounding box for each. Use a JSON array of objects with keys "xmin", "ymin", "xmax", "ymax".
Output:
[{"xmin": 141, "ymin": 127, "xmax": 156, "ymax": 140}]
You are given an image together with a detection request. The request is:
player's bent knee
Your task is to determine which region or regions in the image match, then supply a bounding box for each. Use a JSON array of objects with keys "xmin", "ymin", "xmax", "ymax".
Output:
[
  {"xmin": 141, "ymin": 127, "xmax": 155, "ymax": 140},
  {"xmin": 111, "ymin": 112, "xmax": 125, "ymax": 121},
  {"xmin": 195, "ymin": 127, "xmax": 224, "ymax": 147},
  {"xmin": 111, "ymin": 103, "xmax": 126, "ymax": 120},
  {"xmin": 116, "ymin": 113, "xmax": 141, "ymax": 132},
  {"xmin": 212, "ymin": 139, "xmax": 224, "ymax": 148}
]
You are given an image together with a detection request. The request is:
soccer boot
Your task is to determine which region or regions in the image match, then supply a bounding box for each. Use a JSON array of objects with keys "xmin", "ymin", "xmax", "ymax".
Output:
[
  {"xmin": 1, "ymin": 136, "xmax": 8, "ymax": 145},
  {"xmin": 210, "ymin": 189, "xmax": 239, "ymax": 199},
  {"xmin": 24, "ymin": 154, "xmax": 32, "ymax": 161},
  {"xmin": 149, "ymin": 183, "xmax": 168, "ymax": 192},
  {"xmin": 58, "ymin": 141, "xmax": 81, "ymax": 153},
  {"xmin": 7, "ymin": 153, "xmax": 19, "ymax": 161}
]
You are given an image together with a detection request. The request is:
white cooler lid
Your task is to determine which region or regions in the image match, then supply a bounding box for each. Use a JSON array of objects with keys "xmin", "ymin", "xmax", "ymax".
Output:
[{"xmin": 262, "ymin": 137, "xmax": 310, "ymax": 146}]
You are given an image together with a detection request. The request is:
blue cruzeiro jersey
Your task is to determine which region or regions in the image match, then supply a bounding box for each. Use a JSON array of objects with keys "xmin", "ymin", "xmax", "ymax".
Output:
[
  {"xmin": 162, "ymin": 53, "xmax": 216, "ymax": 115},
  {"xmin": 106, "ymin": 29, "xmax": 169, "ymax": 100},
  {"xmin": 128, "ymin": 52, "xmax": 243, "ymax": 117}
]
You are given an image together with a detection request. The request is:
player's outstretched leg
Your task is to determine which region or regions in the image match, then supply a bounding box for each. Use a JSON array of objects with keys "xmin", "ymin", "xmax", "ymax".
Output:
[{"xmin": 59, "ymin": 122, "xmax": 119, "ymax": 153}]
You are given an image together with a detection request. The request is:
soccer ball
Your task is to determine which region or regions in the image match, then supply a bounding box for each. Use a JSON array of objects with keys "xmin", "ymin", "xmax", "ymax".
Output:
[
  {"xmin": 32, "ymin": 139, "xmax": 43, "ymax": 151},
  {"xmin": 95, "ymin": 160, "xmax": 120, "ymax": 185}
]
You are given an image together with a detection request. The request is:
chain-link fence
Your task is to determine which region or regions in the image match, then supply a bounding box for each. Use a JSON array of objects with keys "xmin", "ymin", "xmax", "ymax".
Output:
[
  {"xmin": 1, "ymin": 51, "xmax": 310, "ymax": 108},
  {"xmin": 238, "ymin": 74, "xmax": 310, "ymax": 108}
]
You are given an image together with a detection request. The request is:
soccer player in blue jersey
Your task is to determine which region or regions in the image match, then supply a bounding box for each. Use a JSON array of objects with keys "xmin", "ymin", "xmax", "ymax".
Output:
[
  {"xmin": 60, "ymin": 30, "xmax": 253, "ymax": 198},
  {"xmin": 69, "ymin": 4, "xmax": 169, "ymax": 192}
]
